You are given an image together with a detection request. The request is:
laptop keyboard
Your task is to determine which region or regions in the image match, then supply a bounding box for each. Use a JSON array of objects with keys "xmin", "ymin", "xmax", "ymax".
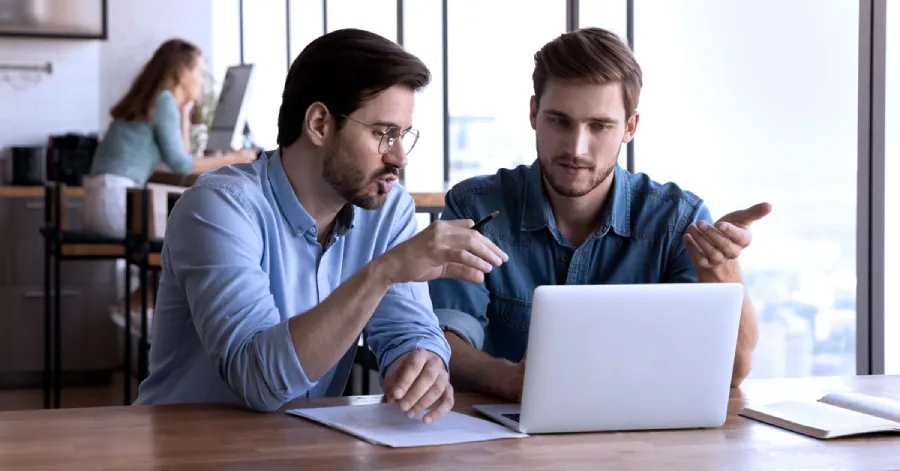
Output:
[{"xmin": 501, "ymin": 413, "xmax": 521, "ymax": 423}]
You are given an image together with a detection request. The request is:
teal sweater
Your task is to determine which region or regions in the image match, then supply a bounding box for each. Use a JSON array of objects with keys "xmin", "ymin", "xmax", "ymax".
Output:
[{"xmin": 90, "ymin": 90, "xmax": 194, "ymax": 185}]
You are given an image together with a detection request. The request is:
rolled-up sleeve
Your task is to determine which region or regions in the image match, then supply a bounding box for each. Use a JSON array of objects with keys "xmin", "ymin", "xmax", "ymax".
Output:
[
  {"xmin": 664, "ymin": 199, "xmax": 714, "ymax": 283},
  {"xmin": 166, "ymin": 184, "xmax": 313, "ymax": 411},
  {"xmin": 427, "ymin": 189, "xmax": 491, "ymax": 350},
  {"xmin": 152, "ymin": 91, "xmax": 194, "ymax": 175},
  {"xmin": 365, "ymin": 193, "xmax": 452, "ymax": 379}
]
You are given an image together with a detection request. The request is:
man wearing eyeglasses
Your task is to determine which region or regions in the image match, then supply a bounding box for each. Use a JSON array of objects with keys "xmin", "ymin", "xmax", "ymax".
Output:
[{"xmin": 135, "ymin": 29, "xmax": 508, "ymax": 423}]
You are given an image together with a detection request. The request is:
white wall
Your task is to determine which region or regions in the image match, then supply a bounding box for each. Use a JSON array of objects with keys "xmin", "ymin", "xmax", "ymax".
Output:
[
  {"xmin": 99, "ymin": 0, "xmax": 213, "ymax": 131},
  {"xmin": 0, "ymin": 0, "xmax": 213, "ymax": 149}
]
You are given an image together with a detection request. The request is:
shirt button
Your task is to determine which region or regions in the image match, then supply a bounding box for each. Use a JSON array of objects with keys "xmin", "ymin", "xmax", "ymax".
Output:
[{"xmin": 296, "ymin": 228, "xmax": 303, "ymax": 234}]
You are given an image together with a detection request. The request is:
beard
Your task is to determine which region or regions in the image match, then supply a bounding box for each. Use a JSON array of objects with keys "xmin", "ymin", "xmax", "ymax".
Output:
[
  {"xmin": 322, "ymin": 141, "xmax": 399, "ymax": 210},
  {"xmin": 540, "ymin": 153, "xmax": 616, "ymax": 198},
  {"xmin": 536, "ymin": 134, "xmax": 620, "ymax": 198}
]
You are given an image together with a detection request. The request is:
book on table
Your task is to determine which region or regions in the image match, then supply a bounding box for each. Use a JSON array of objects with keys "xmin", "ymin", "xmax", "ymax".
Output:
[{"xmin": 739, "ymin": 391, "xmax": 900, "ymax": 439}]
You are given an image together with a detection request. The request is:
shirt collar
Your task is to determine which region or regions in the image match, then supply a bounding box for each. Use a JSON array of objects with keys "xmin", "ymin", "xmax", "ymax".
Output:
[
  {"xmin": 519, "ymin": 159, "xmax": 631, "ymax": 238},
  {"xmin": 266, "ymin": 148, "xmax": 355, "ymax": 237}
]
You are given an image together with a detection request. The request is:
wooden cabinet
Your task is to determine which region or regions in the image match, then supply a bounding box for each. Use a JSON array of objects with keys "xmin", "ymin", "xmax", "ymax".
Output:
[{"xmin": 0, "ymin": 194, "xmax": 118, "ymax": 387}]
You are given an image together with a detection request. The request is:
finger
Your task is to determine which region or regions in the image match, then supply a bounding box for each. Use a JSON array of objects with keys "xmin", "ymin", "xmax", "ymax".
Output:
[
  {"xmin": 721, "ymin": 202, "xmax": 772, "ymax": 226},
  {"xmin": 390, "ymin": 353, "xmax": 427, "ymax": 402},
  {"xmin": 423, "ymin": 386, "xmax": 455, "ymax": 424},
  {"xmin": 684, "ymin": 233, "xmax": 710, "ymax": 268},
  {"xmin": 473, "ymin": 231, "xmax": 509, "ymax": 263},
  {"xmin": 442, "ymin": 219, "xmax": 475, "ymax": 228},
  {"xmin": 446, "ymin": 248, "xmax": 494, "ymax": 274},
  {"xmin": 442, "ymin": 263, "xmax": 485, "ymax": 284},
  {"xmin": 410, "ymin": 379, "xmax": 447, "ymax": 418},
  {"xmin": 687, "ymin": 225, "xmax": 726, "ymax": 265},
  {"xmin": 456, "ymin": 233, "xmax": 506, "ymax": 266},
  {"xmin": 715, "ymin": 221, "xmax": 752, "ymax": 247},
  {"xmin": 697, "ymin": 221, "xmax": 742, "ymax": 259},
  {"xmin": 397, "ymin": 363, "xmax": 439, "ymax": 416}
]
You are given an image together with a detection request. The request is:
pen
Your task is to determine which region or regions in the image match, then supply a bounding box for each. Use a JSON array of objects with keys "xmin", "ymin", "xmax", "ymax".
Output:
[{"xmin": 472, "ymin": 210, "xmax": 499, "ymax": 231}]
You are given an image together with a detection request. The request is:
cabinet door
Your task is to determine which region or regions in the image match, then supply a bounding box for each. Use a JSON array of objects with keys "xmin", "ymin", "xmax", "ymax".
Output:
[
  {"xmin": 9, "ymin": 284, "xmax": 117, "ymax": 373},
  {"xmin": 12, "ymin": 197, "xmax": 115, "ymax": 287},
  {"xmin": 0, "ymin": 199, "xmax": 13, "ymax": 286}
]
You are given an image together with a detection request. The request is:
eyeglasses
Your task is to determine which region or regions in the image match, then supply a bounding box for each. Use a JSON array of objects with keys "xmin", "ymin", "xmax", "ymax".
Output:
[{"xmin": 340, "ymin": 114, "xmax": 419, "ymax": 156}]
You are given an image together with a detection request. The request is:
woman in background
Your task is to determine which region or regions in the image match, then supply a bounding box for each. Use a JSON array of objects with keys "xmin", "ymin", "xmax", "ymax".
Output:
[{"xmin": 84, "ymin": 38, "xmax": 256, "ymax": 314}]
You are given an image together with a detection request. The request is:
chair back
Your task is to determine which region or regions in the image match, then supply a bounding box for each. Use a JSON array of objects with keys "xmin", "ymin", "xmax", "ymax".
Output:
[
  {"xmin": 42, "ymin": 182, "xmax": 76, "ymax": 233},
  {"xmin": 126, "ymin": 187, "xmax": 156, "ymax": 241}
]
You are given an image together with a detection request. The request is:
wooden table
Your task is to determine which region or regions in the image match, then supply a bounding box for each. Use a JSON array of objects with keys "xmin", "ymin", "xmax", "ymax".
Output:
[{"xmin": 0, "ymin": 375, "xmax": 898, "ymax": 470}]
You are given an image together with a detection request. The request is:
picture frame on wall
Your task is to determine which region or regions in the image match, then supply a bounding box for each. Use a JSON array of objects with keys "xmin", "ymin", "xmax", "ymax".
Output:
[{"xmin": 0, "ymin": 0, "xmax": 107, "ymax": 40}]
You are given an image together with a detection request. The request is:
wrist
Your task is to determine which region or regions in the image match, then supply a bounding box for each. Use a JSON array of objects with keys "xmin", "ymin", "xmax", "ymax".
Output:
[
  {"xmin": 490, "ymin": 357, "xmax": 521, "ymax": 400},
  {"xmin": 367, "ymin": 254, "xmax": 398, "ymax": 290},
  {"xmin": 697, "ymin": 260, "xmax": 743, "ymax": 283}
]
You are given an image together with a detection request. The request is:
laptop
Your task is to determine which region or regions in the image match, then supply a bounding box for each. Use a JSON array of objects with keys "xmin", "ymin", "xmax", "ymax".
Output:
[{"xmin": 473, "ymin": 282, "xmax": 744, "ymax": 434}]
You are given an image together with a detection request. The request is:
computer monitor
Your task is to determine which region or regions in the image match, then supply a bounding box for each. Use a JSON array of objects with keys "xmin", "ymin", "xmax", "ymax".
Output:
[{"xmin": 206, "ymin": 64, "xmax": 254, "ymax": 153}]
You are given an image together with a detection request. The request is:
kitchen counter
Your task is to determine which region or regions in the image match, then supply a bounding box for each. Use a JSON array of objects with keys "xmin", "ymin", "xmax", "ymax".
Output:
[{"xmin": 0, "ymin": 185, "xmax": 84, "ymax": 198}]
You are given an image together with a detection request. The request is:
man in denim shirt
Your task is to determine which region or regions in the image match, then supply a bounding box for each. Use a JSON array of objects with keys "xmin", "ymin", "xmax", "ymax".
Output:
[{"xmin": 429, "ymin": 27, "xmax": 771, "ymax": 402}]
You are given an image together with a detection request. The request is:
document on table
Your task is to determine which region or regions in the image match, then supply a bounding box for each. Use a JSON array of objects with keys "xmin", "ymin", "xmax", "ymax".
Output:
[{"xmin": 286, "ymin": 403, "xmax": 528, "ymax": 447}]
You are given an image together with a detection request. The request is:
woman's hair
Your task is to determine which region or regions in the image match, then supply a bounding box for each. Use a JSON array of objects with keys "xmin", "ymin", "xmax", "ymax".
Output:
[{"xmin": 110, "ymin": 38, "xmax": 201, "ymax": 121}]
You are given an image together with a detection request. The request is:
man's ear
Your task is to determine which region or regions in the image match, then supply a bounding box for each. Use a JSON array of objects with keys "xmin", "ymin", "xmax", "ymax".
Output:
[
  {"xmin": 529, "ymin": 96, "xmax": 538, "ymax": 130},
  {"xmin": 622, "ymin": 111, "xmax": 640, "ymax": 143},
  {"xmin": 304, "ymin": 102, "xmax": 331, "ymax": 147}
]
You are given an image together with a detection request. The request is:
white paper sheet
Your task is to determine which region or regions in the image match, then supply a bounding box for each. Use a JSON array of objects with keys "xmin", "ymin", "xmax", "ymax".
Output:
[{"xmin": 287, "ymin": 403, "xmax": 528, "ymax": 447}]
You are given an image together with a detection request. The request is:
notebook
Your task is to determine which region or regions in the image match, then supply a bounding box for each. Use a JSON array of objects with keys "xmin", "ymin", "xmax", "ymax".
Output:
[{"xmin": 739, "ymin": 391, "xmax": 900, "ymax": 439}]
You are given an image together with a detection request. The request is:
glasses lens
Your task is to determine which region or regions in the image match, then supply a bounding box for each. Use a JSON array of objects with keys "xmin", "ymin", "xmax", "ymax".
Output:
[{"xmin": 402, "ymin": 130, "xmax": 419, "ymax": 155}]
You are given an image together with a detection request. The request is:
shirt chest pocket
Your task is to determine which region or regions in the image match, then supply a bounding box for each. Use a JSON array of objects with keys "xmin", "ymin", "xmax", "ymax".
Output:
[{"xmin": 487, "ymin": 292, "xmax": 533, "ymax": 332}]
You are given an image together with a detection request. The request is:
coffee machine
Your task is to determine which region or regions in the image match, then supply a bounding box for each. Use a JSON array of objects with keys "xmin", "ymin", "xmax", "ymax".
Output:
[
  {"xmin": 45, "ymin": 133, "xmax": 99, "ymax": 186},
  {"xmin": 10, "ymin": 145, "xmax": 46, "ymax": 186}
]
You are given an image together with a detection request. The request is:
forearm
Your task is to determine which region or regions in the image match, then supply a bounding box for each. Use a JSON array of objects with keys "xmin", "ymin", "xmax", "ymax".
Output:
[
  {"xmin": 445, "ymin": 332, "xmax": 518, "ymax": 400},
  {"xmin": 288, "ymin": 259, "xmax": 392, "ymax": 381},
  {"xmin": 181, "ymin": 115, "xmax": 192, "ymax": 153},
  {"xmin": 697, "ymin": 262, "xmax": 758, "ymax": 387}
]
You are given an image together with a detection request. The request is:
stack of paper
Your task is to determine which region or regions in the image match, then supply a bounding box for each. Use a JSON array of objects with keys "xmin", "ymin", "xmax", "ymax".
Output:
[{"xmin": 287, "ymin": 403, "xmax": 528, "ymax": 447}]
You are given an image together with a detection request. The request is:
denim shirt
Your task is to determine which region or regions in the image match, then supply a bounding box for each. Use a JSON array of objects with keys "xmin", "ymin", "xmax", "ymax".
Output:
[{"xmin": 428, "ymin": 160, "xmax": 713, "ymax": 362}]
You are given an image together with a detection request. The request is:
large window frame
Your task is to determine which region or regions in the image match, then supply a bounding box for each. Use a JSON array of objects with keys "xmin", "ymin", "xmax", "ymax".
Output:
[{"xmin": 217, "ymin": 0, "xmax": 889, "ymax": 375}]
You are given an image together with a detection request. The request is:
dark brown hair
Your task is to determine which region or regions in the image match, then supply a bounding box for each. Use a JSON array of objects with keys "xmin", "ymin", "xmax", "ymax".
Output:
[
  {"xmin": 532, "ymin": 27, "xmax": 642, "ymax": 118},
  {"xmin": 111, "ymin": 38, "xmax": 201, "ymax": 121},
  {"xmin": 277, "ymin": 28, "xmax": 430, "ymax": 147}
]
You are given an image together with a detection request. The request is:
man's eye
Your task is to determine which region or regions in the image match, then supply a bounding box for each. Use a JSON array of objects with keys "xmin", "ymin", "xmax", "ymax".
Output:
[{"xmin": 549, "ymin": 116, "xmax": 567, "ymax": 126}]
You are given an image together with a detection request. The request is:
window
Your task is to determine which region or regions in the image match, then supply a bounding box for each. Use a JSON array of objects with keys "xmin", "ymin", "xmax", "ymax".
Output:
[
  {"xmin": 446, "ymin": 1, "xmax": 566, "ymax": 184},
  {"xmin": 401, "ymin": 0, "xmax": 444, "ymax": 193},
  {"xmin": 884, "ymin": 0, "xmax": 899, "ymax": 374},
  {"xmin": 578, "ymin": 0, "xmax": 627, "ymax": 40},
  {"xmin": 241, "ymin": 0, "xmax": 288, "ymax": 150},
  {"xmin": 210, "ymin": 0, "xmax": 242, "ymax": 88},
  {"xmin": 289, "ymin": 0, "xmax": 325, "ymax": 61},
  {"xmin": 578, "ymin": 0, "xmax": 628, "ymax": 167},
  {"xmin": 633, "ymin": 0, "xmax": 859, "ymax": 378},
  {"xmin": 326, "ymin": 0, "xmax": 396, "ymax": 41}
]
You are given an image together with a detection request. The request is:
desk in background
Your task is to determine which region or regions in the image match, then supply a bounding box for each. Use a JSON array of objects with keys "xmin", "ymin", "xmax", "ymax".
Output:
[
  {"xmin": 148, "ymin": 171, "xmax": 449, "ymax": 222},
  {"xmin": 0, "ymin": 375, "xmax": 897, "ymax": 469}
]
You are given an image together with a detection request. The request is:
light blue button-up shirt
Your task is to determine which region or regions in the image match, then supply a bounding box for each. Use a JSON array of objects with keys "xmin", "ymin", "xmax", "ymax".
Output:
[{"xmin": 136, "ymin": 149, "xmax": 451, "ymax": 411}]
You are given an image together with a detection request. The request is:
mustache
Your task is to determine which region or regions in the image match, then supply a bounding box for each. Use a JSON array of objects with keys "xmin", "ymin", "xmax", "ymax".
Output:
[
  {"xmin": 551, "ymin": 155, "xmax": 594, "ymax": 169},
  {"xmin": 372, "ymin": 165, "xmax": 400, "ymax": 180}
]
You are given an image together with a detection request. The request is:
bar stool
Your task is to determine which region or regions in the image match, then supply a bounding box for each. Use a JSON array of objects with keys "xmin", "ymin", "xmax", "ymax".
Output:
[
  {"xmin": 122, "ymin": 187, "xmax": 167, "ymax": 404},
  {"xmin": 41, "ymin": 182, "xmax": 126, "ymax": 409}
]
